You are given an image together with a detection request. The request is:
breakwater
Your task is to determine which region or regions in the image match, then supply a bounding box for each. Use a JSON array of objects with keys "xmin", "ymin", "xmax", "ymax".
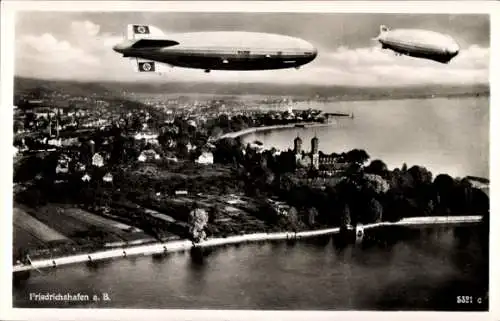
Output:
[
  {"xmin": 218, "ymin": 122, "xmax": 332, "ymax": 140},
  {"xmin": 13, "ymin": 215, "xmax": 483, "ymax": 273}
]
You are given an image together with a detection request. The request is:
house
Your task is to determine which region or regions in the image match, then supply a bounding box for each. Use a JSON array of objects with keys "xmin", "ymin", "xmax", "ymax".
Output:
[
  {"xmin": 55, "ymin": 164, "xmax": 69, "ymax": 174},
  {"xmin": 92, "ymin": 153, "xmax": 104, "ymax": 167},
  {"xmin": 47, "ymin": 138, "xmax": 62, "ymax": 147},
  {"xmin": 196, "ymin": 152, "xmax": 214, "ymax": 165},
  {"xmin": 267, "ymin": 198, "xmax": 290, "ymax": 216},
  {"xmin": 75, "ymin": 162, "xmax": 86, "ymax": 172},
  {"xmin": 138, "ymin": 149, "xmax": 161, "ymax": 162},
  {"xmin": 186, "ymin": 142, "xmax": 196, "ymax": 152},
  {"xmin": 58, "ymin": 154, "xmax": 72, "ymax": 164},
  {"xmin": 465, "ymin": 176, "xmax": 489, "ymax": 189},
  {"xmin": 134, "ymin": 132, "xmax": 159, "ymax": 144},
  {"xmin": 61, "ymin": 137, "xmax": 79, "ymax": 147},
  {"xmin": 318, "ymin": 161, "xmax": 350, "ymax": 177},
  {"xmin": 103, "ymin": 173, "xmax": 113, "ymax": 183},
  {"xmin": 248, "ymin": 142, "xmax": 264, "ymax": 153},
  {"xmin": 81, "ymin": 174, "xmax": 91, "ymax": 182}
]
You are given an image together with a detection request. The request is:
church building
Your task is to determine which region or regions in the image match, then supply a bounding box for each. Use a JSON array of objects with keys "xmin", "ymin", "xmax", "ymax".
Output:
[{"xmin": 293, "ymin": 134, "xmax": 348, "ymax": 175}]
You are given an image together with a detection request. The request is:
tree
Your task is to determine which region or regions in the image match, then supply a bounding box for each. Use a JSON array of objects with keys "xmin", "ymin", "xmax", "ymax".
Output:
[
  {"xmin": 340, "ymin": 203, "xmax": 351, "ymax": 229},
  {"xmin": 433, "ymin": 173, "xmax": 455, "ymax": 210},
  {"xmin": 279, "ymin": 173, "xmax": 299, "ymax": 193},
  {"xmin": 130, "ymin": 115, "xmax": 142, "ymax": 132},
  {"xmin": 177, "ymin": 142, "xmax": 189, "ymax": 159},
  {"xmin": 210, "ymin": 126, "xmax": 223, "ymax": 138},
  {"xmin": 287, "ymin": 206, "xmax": 299, "ymax": 232},
  {"xmin": 14, "ymin": 156, "xmax": 43, "ymax": 182},
  {"xmin": 408, "ymin": 165, "xmax": 433, "ymax": 186},
  {"xmin": 307, "ymin": 207, "xmax": 319, "ymax": 226},
  {"xmin": 368, "ymin": 198, "xmax": 383, "ymax": 223},
  {"xmin": 365, "ymin": 159, "xmax": 388, "ymax": 176},
  {"xmin": 363, "ymin": 173, "xmax": 390, "ymax": 195},
  {"xmin": 188, "ymin": 208, "xmax": 209, "ymax": 243},
  {"xmin": 344, "ymin": 149, "xmax": 370, "ymax": 165},
  {"xmin": 434, "ymin": 174, "xmax": 454, "ymax": 190},
  {"xmin": 470, "ymin": 188, "xmax": 489, "ymax": 214},
  {"xmin": 208, "ymin": 206, "xmax": 220, "ymax": 224}
]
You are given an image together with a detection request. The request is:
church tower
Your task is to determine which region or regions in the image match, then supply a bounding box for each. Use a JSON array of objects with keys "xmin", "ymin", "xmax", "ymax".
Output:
[
  {"xmin": 294, "ymin": 135, "xmax": 302, "ymax": 154},
  {"xmin": 311, "ymin": 135, "xmax": 319, "ymax": 154},
  {"xmin": 294, "ymin": 135, "xmax": 303, "ymax": 165},
  {"xmin": 311, "ymin": 135, "xmax": 319, "ymax": 170}
]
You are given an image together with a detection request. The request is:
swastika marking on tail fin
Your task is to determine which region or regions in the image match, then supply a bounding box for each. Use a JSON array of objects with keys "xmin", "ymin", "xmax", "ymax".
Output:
[
  {"xmin": 138, "ymin": 62, "xmax": 155, "ymax": 72},
  {"xmin": 133, "ymin": 25, "xmax": 150, "ymax": 34}
]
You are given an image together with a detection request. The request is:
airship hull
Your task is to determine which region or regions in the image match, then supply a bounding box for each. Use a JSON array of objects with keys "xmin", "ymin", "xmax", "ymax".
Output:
[
  {"xmin": 125, "ymin": 49, "xmax": 316, "ymax": 71},
  {"xmin": 375, "ymin": 26, "xmax": 460, "ymax": 64},
  {"xmin": 114, "ymin": 27, "xmax": 318, "ymax": 72},
  {"xmin": 380, "ymin": 40, "xmax": 456, "ymax": 64}
]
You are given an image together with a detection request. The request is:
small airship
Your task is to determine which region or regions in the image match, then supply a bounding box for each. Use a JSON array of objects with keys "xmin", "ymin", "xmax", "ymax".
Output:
[
  {"xmin": 373, "ymin": 25, "xmax": 460, "ymax": 64},
  {"xmin": 113, "ymin": 24, "xmax": 318, "ymax": 73}
]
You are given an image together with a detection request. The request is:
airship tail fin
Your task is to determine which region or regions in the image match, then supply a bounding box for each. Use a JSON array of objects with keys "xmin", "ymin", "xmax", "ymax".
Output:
[
  {"xmin": 380, "ymin": 25, "xmax": 390, "ymax": 33},
  {"xmin": 126, "ymin": 24, "xmax": 166, "ymax": 40},
  {"xmin": 130, "ymin": 58, "xmax": 171, "ymax": 73},
  {"xmin": 372, "ymin": 25, "xmax": 390, "ymax": 40}
]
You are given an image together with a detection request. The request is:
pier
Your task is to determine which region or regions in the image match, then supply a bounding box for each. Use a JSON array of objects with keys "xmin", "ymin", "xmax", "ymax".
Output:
[{"xmin": 218, "ymin": 122, "xmax": 332, "ymax": 140}]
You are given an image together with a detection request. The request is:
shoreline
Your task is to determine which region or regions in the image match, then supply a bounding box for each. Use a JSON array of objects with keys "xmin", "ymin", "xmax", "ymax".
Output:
[
  {"xmin": 217, "ymin": 120, "xmax": 488, "ymax": 180},
  {"xmin": 218, "ymin": 122, "xmax": 333, "ymax": 140},
  {"xmin": 13, "ymin": 215, "xmax": 483, "ymax": 273}
]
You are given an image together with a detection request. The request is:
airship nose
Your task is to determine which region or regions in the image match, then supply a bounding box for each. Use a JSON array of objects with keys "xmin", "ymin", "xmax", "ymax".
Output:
[
  {"xmin": 311, "ymin": 47, "xmax": 318, "ymax": 58},
  {"xmin": 304, "ymin": 41, "xmax": 318, "ymax": 59},
  {"xmin": 447, "ymin": 42, "xmax": 460, "ymax": 57}
]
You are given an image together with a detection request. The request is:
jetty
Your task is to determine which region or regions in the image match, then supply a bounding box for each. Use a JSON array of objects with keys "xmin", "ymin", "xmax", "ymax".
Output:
[{"xmin": 218, "ymin": 122, "xmax": 332, "ymax": 140}]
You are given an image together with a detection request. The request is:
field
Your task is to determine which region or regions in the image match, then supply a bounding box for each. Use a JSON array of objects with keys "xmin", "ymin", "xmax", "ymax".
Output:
[
  {"xmin": 60, "ymin": 207, "xmax": 154, "ymax": 242},
  {"xmin": 14, "ymin": 207, "xmax": 70, "ymax": 242},
  {"xmin": 13, "ymin": 226, "xmax": 47, "ymax": 252},
  {"xmin": 13, "ymin": 207, "xmax": 73, "ymax": 258},
  {"xmin": 20, "ymin": 204, "xmax": 127, "ymax": 244}
]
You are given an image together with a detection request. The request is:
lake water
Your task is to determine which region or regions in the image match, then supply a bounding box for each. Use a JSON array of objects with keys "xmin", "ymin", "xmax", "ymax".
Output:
[
  {"xmin": 242, "ymin": 97, "xmax": 489, "ymax": 178},
  {"xmin": 13, "ymin": 225, "xmax": 488, "ymax": 310},
  {"xmin": 12, "ymin": 97, "xmax": 489, "ymax": 310}
]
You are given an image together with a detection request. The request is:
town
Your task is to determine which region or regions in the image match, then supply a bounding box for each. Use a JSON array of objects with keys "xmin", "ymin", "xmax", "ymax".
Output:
[{"xmin": 12, "ymin": 78, "xmax": 490, "ymax": 265}]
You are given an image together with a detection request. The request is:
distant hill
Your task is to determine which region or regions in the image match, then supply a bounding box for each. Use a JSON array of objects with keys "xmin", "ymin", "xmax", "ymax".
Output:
[
  {"xmin": 14, "ymin": 76, "xmax": 489, "ymax": 102},
  {"xmin": 14, "ymin": 77, "xmax": 114, "ymax": 98}
]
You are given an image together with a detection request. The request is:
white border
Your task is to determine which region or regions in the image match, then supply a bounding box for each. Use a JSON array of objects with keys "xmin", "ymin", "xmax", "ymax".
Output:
[
  {"xmin": 1, "ymin": 2, "xmax": 498, "ymax": 321},
  {"xmin": 0, "ymin": 1, "xmax": 497, "ymax": 13}
]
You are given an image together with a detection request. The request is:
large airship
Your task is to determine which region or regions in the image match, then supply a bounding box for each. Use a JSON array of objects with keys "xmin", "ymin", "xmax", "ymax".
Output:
[
  {"xmin": 373, "ymin": 25, "xmax": 460, "ymax": 64},
  {"xmin": 113, "ymin": 24, "xmax": 318, "ymax": 73}
]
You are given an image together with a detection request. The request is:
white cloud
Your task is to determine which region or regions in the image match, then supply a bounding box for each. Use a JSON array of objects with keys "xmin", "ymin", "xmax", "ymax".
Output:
[
  {"xmin": 15, "ymin": 20, "xmax": 490, "ymax": 87},
  {"xmin": 15, "ymin": 20, "xmax": 124, "ymax": 80},
  {"xmin": 17, "ymin": 33, "xmax": 98, "ymax": 65},
  {"xmin": 70, "ymin": 20, "xmax": 100, "ymax": 37}
]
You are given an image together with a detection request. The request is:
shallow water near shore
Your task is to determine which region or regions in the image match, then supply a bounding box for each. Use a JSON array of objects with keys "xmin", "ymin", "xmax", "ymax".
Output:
[{"xmin": 13, "ymin": 224, "xmax": 488, "ymax": 310}]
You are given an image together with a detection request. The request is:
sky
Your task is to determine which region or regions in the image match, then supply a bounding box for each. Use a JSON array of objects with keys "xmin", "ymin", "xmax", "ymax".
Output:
[{"xmin": 14, "ymin": 12, "xmax": 490, "ymax": 87}]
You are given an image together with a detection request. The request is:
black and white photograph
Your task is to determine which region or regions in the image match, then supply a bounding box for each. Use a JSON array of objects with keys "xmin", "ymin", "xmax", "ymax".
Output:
[{"xmin": 1, "ymin": 1, "xmax": 496, "ymax": 319}]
